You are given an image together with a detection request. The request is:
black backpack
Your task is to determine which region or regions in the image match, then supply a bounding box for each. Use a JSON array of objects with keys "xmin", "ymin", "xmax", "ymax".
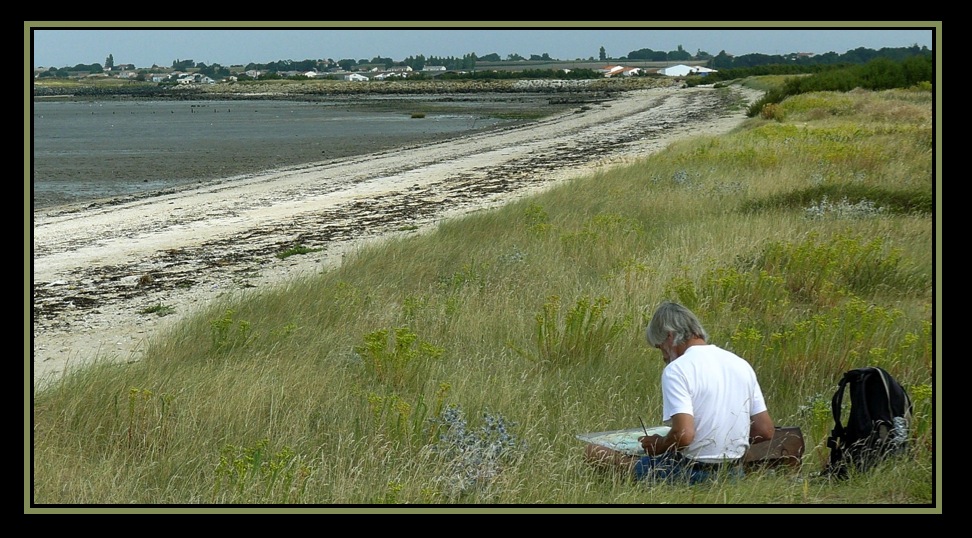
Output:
[{"xmin": 825, "ymin": 366, "xmax": 913, "ymax": 478}]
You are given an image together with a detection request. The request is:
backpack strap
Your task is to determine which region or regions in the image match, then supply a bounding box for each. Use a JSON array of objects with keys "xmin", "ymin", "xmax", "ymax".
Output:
[
  {"xmin": 881, "ymin": 366, "xmax": 914, "ymax": 420},
  {"xmin": 827, "ymin": 372, "xmax": 852, "ymax": 470},
  {"xmin": 876, "ymin": 366, "xmax": 914, "ymax": 448},
  {"xmin": 874, "ymin": 367, "xmax": 895, "ymax": 422}
]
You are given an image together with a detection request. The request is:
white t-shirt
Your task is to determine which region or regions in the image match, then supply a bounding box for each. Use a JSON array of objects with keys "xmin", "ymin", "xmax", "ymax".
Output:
[{"xmin": 661, "ymin": 344, "xmax": 768, "ymax": 463}]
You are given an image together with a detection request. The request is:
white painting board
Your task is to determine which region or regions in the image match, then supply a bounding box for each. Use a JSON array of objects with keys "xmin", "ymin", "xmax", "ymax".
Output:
[{"xmin": 575, "ymin": 426, "xmax": 672, "ymax": 456}]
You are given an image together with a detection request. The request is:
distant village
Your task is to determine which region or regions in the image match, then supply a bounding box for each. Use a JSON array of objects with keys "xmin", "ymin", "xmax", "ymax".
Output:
[{"xmin": 32, "ymin": 61, "xmax": 719, "ymax": 85}]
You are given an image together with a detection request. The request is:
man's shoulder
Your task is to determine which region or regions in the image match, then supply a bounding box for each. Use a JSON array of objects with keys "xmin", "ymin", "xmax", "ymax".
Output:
[
  {"xmin": 706, "ymin": 344, "xmax": 749, "ymax": 361},
  {"xmin": 684, "ymin": 344, "xmax": 730, "ymax": 359},
  {"xmin": 685, "ymin": 345, "xmax": 755, "ymax": 370}
]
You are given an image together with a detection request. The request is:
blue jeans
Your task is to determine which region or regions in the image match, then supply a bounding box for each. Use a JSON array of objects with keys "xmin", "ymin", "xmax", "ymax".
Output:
[{"xmin": 633, "ymin": 453, "xmax": 743, "ymax": 484}]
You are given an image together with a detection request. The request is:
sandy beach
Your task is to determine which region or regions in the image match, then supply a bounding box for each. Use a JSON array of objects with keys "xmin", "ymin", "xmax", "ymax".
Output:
[{"xmin": 30, "ymin": 85, "xmax": 760, "ymax": 388}]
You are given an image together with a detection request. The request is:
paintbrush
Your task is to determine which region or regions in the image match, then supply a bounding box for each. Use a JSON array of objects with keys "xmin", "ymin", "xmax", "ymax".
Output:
[{"xmin": 639, "ymin": 416, "xmax": 650, "ymax": 455}]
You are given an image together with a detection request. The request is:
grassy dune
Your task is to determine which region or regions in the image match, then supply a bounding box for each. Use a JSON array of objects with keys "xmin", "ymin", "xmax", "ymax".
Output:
[{"xmin": 31, "ymin": 81, "xmax": 935, "ymax": 507}]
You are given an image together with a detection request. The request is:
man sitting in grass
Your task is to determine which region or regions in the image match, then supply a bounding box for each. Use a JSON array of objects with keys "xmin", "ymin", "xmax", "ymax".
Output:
[{"xmin": 586, "ymin": 301, "xmax": 776, "ymax": 484}]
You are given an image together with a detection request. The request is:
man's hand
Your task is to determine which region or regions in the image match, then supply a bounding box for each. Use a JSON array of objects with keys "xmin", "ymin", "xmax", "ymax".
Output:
[
  {"xmin": 639, "ymin": 434, "xmax": 665, "ymax": 455},
  {"xmin": 640, "ymin": 414, "xmax": 694, "ymax": 456}
]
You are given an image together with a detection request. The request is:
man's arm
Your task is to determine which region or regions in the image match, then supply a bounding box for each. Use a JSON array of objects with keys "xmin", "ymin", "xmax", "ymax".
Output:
[
  {"xmin": 641, "ymin": 413, "xmax": 695, "ymax": 455},
  {"xmin": 749, "ymin": 410, "xmax": 775, "ymax": 445}
]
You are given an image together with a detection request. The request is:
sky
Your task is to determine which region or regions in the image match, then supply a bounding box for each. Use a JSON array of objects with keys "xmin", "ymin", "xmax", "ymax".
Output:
[{"xmin": 27, "ymin": 22, "xmax": 938, "ymax": 69}]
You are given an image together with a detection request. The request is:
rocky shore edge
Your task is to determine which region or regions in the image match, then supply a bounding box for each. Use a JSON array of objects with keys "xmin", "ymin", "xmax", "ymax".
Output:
[{"xmin": 32, "ymin": 76, "xmax": 677, "ymax": 101}]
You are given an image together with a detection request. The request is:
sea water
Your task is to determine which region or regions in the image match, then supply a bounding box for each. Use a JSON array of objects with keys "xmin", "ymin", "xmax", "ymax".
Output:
[{"xmin": 30, "ymin": 99, "xmax": 504, "ymax": 211}]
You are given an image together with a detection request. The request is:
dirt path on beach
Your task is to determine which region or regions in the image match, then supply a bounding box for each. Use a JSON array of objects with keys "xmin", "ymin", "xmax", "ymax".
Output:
[{"xmin": 30, "ymin": 85, "xmax": 761, "ymax": 388}]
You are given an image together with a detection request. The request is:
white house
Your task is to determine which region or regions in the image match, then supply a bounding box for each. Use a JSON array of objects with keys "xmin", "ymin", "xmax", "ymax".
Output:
[
  {"xmin": 598, "ymin": 65, "xmax": 625, "ymax": 77},
  {"xmin": 373, "ymin": 72, "xmax": 407, "ymax": 80},
  {"xmin": 657, "ymin": 64, "xmax": 718, "ymax": 77},
  {"xmin": 344, "ymin": 73, "xmax": 368, "ymax": 82},
  {"xmin": 597, "ymin": 65, "xmax": 641, "ymax": 77}
]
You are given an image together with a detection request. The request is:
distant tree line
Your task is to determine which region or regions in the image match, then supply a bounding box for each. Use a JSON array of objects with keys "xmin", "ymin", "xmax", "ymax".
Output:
[
  {"xmin": 620, "ymin": 43, "xmax": 930, "ymax": 68},
  {"xmin": 625, "ymin": 44, "xmax": 700, "ymax": 62},
  {"xmin": 689, "ymin": 48, "xmax": 933, "ymax": 88},
  {"xmin": 706, "ymin": 44, "xmax": 930, "ymax": 70},
  {"xmin": 398, "ymin": 54, "xmax": 479, "ymax": 71},
  {"xmin": 245, "ymin": 58, "xmax": 328, "ymax": 72},
  {"xmin": 37, "ymin": 62, "xmax": 104, "ymax": 77}
]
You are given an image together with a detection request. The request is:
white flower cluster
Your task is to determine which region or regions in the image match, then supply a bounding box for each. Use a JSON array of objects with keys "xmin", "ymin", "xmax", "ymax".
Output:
[
  {"xmin": 425, "ymin": 404, "xmax": 526, "ymax": 498},
  {"xmin": 803, "ymin": 195, "xmax": 885, "ymax": 220},
  {"xmin": 498, "ymin": 245, "xmax": 527, "ymax": 265}
]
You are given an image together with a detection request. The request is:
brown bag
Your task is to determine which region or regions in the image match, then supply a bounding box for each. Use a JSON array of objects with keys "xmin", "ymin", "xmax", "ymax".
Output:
[{"xmin": 742, "ymin": 426, "xmax": 804, "ymax": 470}]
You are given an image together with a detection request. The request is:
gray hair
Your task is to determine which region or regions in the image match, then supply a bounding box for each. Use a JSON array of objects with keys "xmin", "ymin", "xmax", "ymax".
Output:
[{"xmin": 645, "ymin": 301, "xmax": 709, "ymax": 347}]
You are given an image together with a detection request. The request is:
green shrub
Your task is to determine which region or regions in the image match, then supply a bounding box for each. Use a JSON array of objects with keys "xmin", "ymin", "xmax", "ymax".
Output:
[
  {"xmin": 760, "ymin": 103, "xmax": 785, "ymax": 121},
  {"xmin": 517, "ymin": 295, "xmax": 630, "ymax": 367},
  {"xmin": 355, "ymin": 326, "xmax": 444, "ymax": 387}
]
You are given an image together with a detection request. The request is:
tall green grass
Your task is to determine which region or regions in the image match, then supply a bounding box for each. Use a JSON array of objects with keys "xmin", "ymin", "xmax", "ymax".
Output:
[{"xmin": 32, "ymin": 84, "xmax": 935, "ymax": 506}]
